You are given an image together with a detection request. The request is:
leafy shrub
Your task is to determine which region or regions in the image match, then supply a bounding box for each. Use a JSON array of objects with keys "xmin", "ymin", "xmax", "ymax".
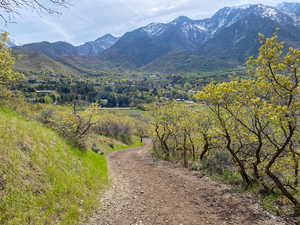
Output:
[
  {"xmin": 93, "ymin": 113, "xmax": 135, "ymax": 144},
  {"xmin": 38, "ymin": 107, "xmax": 54, "ymax": 123}
]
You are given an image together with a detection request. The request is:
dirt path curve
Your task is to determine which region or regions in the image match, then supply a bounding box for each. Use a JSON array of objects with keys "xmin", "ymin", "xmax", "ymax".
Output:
[{"xmin": 86, "ymin": 139, "xmax": 287, "ymax": 225}]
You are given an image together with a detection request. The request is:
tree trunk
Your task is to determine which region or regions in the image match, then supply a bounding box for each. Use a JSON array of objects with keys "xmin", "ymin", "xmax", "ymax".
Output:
[
  {"xmin": 290, "ymin": 142, "xmax": 299, "ymax": 186},
  {"xmin": 266, "ymin": 167, "xmax": 300, "ymax": 211},
  {"xmin": 183, "ymin": 135, "xmax": 188, "ymax": 168},
  {"xmin": 265, "ymin": 124, "xmax": 299, "ymax": 209},
  {"xmin": 225, "ymin": 133, "xmax": 252, "ymax": 187},
  {"xmin": 200, "ymin": 134, "xmax": 209, "ymax": 160}
]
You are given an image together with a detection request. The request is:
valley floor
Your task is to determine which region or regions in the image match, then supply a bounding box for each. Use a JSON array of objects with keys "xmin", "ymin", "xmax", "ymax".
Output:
[{"xmin": 86, "ymin": 139, "xmax": 287, "ymax": 225}]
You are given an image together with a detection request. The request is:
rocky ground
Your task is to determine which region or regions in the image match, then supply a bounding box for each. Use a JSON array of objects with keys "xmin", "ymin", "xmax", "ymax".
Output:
[{"xmin": 86, "ymin": 139, "xmax": 288, "ymax": 225}]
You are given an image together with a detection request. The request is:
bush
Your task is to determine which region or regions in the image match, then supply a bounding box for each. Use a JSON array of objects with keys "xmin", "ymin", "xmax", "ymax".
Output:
[
  {"xmin": 38, "ymin": 107, "xmax": 54, "ymax": 124},
  {"xmin": 93, "ymin": 113, "xmax": 135, "ymax": 144}
]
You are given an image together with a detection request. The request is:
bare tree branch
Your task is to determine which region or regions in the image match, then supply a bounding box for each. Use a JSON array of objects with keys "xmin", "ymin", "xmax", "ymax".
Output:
[{"xmin": 0, "ymin": 0, "xmax": 69, "ymax": 23}]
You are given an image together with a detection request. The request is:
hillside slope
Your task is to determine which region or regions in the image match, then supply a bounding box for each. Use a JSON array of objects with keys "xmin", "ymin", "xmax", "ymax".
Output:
[
  {"xmin": 141, "ymin": 51, "xmax": 238, "ymax": 73},
  {"xmin": 0, "ymin": 107, "xmax": 108, "ymax": 225},
  {"xmin": 12, "ymin": 48, "xmax": 84, "ymax": 75}
]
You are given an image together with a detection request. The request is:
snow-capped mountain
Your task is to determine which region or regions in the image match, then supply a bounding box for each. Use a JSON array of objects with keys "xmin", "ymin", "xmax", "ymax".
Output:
[
  {"xmin": 14, "ymin": 2, "xmax": 300, "ymax": 72},
  {"xmin": 77, "ymin": 34, "xmax": 119, "ymax": 56},
  {"xmin": 102, "ymin": 2, "xmax": 300, "ymax": 66},
  {"xmin": 200, "ymin": 3, "xmax": 300, "ymax": 61},
  {"xmin": 205, "ymin": 4, "xmax": 293, "ymax": 32},
  {"xmin": 104, "ymin": 16, "xmax": 209, "ymax": 66},
  {"xmin": 277, "ymin": 2, "xmax": 300, "ymax": 25}
]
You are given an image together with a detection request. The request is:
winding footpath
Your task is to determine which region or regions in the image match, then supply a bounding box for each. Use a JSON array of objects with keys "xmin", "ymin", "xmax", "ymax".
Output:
[{"xmin": 86, "ymin": 139, "xmax": 287, "ymax": 225}]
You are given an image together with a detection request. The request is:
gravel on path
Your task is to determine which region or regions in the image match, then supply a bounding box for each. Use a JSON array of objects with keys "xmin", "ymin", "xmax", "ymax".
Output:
[{"xmin": 86, "ymin": 139, "xmax": 288, "ymax": 225}]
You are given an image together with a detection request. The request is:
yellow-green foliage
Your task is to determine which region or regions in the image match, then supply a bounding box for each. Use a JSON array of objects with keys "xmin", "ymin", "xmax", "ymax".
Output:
[
  {"xmin": 151, "ymin": 102, "xmax": 205, "ymax": 165},
  {"xmin": 33, "ymin": 104, "xmax": 143, "ymax": 146},
  {"xmin": 0, "ymin": 33, "xmax": 23, "ymax": 86},
  {"xmin": 151, "ymin": 35, "xmax": 300, "ymax": 213},
  {"xmin": 93, "ymin": 112, "xmax": 137, "ymax": 144},
  {"xmin": 0, "ymin": 32, "xmax": 23, "ymax": 98},
  {"xmin": 0, "ymin": 107, "xmax": 108, "ymax": 225},
  {"xmin": 195, "ymin": 34, "xmax": 300, "ymax": 211}
]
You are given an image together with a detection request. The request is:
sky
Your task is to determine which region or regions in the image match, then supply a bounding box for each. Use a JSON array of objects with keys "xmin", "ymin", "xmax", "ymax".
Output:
[{"xmin": 2, "ymin": 0, "xmax": 300, "ymax": 45}]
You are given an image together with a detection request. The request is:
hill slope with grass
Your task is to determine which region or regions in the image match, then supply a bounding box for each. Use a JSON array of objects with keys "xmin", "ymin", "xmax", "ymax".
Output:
[
  {"xmin": 12, "ymin": 48, "xmax": 84, "ymax": 75},
  {"xmin": 0, "ymin": 106, "xmax": 108, "ymax": 225}
]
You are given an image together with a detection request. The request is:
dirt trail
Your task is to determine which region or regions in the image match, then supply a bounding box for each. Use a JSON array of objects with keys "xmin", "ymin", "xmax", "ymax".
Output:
[{"xmin": 86, "ymin": 139, "xmax": 287, "ymax": 225}]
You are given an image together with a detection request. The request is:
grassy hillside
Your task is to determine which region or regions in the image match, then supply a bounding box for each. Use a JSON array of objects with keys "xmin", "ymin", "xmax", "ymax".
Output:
[
  {"xmin": 141, "ymin": 51, "xmax": 239, "ymax": 73},
  {"xmin": 12, "ymin": 47, "xmax": 240, "ymax": 76},
  {"xmin": 0, "ymin": 107, "xmax": 108, "ymax": 225},
  {"xmin": 56, "ymin": 56, "xmax": 116, "ymax": 74},
  {"xmin": 12, "ymin": 49, "xmax": 84, "ymax": 75}
]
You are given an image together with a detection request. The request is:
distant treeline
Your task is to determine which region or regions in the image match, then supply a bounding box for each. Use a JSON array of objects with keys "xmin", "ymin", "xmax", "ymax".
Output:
[{"xmin": 17, "ymin": 69, "xmax": 244, "ymax": 107}]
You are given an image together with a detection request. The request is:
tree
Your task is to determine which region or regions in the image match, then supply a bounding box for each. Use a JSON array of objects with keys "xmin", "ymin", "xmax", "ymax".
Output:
[
  {"xmin": 0, "ymin": 32, "xmax": 23, "ymax": 99},
  {"xmin": 247, "ymin": 34, "xmax": 300, "ymax": 211},
  {"xmin": 0, "ymin": 33, "xmax": 22, "ymax": 84},
  {"xmin": 46, "ymin": 103, "xmax": 100, "ymax": 147},
  {"xmin": 43, "ymin": 95, "xmax": 53, "ymax": 104},
  {"xmin": 93, "ymin": 112, "xmax": 135, "ymax": 144},
  {"xmin": 196, "ymin": 34, "xmax": 300, "ymax": 213},
  {"xmin": 0, "ymin": 0, "xmax": 69, "ymax": 22},
  {"xmin": 151, "ymin": 102, "xmax": 201, "ymax": 167}
]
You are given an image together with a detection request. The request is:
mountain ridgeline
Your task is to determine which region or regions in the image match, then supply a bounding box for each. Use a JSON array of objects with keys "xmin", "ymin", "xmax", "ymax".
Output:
[
  {"xmin": 13, "ymin": 2, "xmax": 300, "ymax": 73},
  {"xmin": 16, "ymin": 34, "xmax": 119, "ymax": 57}
]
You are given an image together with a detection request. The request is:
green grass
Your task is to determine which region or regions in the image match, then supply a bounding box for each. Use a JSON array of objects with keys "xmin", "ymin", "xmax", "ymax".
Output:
[
  {"xmin": 112, "ymin": 136, "xmax": 144, "ymax": 150},
  {"xmin": 101, "ymin": 108, "xmax": 145, "ymax": 116},
  {"xmin": 0, "ymin": 107, "xmax": 108, "ymax": 225},
  {"xmin": 260, "ymin": 193, "xmax": 280, "ymax": 211},
  {"xmin": 89, "ymin": 135, "xmax": 144, "ymax": 155}
]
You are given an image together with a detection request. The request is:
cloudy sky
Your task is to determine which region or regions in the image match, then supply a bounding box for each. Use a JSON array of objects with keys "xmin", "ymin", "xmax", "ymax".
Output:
[{"xmin": 2, "ymin": 0, "xmax": 300, "ymax": 45}]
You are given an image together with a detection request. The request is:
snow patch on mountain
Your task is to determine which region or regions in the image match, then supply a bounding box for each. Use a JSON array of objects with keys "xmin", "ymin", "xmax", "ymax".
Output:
[
  {"xmin": 194, "ymin": 24, "xmax": 207, "ymax": 31},
  {"xmin": 76, "ymin": 34, "xmax": 119, "ymax": 56},
  {"xmin": 143, "ymin": 23, "xmax": 166, "ymax": 37},
  {"xmin": 261, "ymin": 7, "xmax": 278, "ymax": 17},
  {"xmin": 276, "ymin": 2, "xmax": 300, "ymax": 25},
  {"xmin": 209, "ymin": 7, "xmax": 247, "ymax": 33},
  {"xmin": 181, "ymin": 22, "xmax": 207, "ymax": 33},
  {"xmin": 255, "ymin": 5, "xmax": 287, "ymax": 23}
]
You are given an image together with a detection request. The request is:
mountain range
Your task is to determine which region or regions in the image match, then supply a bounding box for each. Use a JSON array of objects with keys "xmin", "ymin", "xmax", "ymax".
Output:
[
  {"xmin": 13, "ymin": 2, "xmax": 300, "ymax": 74},
  {"xmin": 16, "ymin": 34, "xmax": 119, "ymax": 57}
]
